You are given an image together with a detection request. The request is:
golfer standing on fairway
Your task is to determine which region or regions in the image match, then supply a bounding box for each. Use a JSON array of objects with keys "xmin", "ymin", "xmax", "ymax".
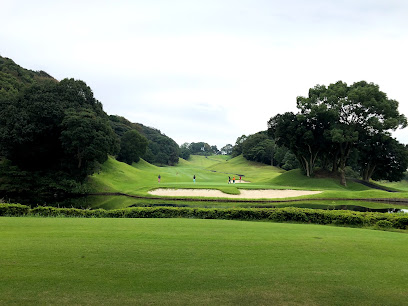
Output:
[{"xmin": 193, "ymin": 175, "xmax": 196, "ymax": 183}]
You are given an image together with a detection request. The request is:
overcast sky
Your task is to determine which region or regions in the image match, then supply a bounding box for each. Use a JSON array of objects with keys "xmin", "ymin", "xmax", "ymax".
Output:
[{"xmin": 1, "ymin": 0, "xmax": 408, "ymax": 148}]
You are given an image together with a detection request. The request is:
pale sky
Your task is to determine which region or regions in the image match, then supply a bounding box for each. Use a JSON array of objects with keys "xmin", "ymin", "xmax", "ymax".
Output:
[{"xmin": 1, "ymin": 0, "xmax": 408, "ymax": 149}]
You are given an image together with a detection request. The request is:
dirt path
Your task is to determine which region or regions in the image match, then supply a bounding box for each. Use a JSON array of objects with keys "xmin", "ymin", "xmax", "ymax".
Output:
[{"xmin": 149, "ymin": 189, "xmax": 321, "ymax": 199}]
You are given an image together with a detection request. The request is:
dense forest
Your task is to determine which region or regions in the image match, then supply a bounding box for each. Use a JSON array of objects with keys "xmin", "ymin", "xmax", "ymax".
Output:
[{"xmin": 0, "ymin": 56, "xmax": 180, "ymax": 203}]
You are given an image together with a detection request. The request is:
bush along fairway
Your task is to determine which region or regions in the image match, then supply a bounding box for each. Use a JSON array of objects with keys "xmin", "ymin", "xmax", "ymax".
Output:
[{"xmin": 1, "ymin": 203, "xmax": 408, "ymax": 230}]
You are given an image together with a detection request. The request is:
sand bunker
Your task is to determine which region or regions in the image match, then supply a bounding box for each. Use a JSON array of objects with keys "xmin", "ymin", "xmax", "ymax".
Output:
[
  {"xmin": 230, "ymin": 180, "xmax": 250, "ymax": 183},
  {"xmin": 149, "ymin": 189, "xmax": 321, "ymax": 199}
]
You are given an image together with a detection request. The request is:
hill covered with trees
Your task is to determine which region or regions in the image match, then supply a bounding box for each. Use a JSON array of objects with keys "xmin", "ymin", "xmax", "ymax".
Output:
[
  {"xmin": 0, "ymin": 56, "xmax": 179, "ymax": 203},
  {"xmin": 109, "ymin": 115, "xmax": 179, "ymax": 166}
]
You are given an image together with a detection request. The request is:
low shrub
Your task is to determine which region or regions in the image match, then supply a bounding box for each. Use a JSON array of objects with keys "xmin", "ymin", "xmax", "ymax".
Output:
[
  {"xmin": 0, "ymin": 203, "xmax": 30, "ymax": 216},
  {"xmin": 391, "ymin": 215, "xmax": 408, "ymax": 229},
  {"xmin": 375, "ymin": 220, "xmax": 393, "ymax": 229},
  {"xmin": 30, "ymin": 206, "xmax": 104, "ymax": 218},
  {"xmin": 1, "ymin": 203, "xmax": 407, "ymax": 231}
]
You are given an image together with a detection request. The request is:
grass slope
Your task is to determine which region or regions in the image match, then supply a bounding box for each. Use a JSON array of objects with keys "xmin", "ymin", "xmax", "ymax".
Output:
[
  {"xmin": 380, "ymin": 180, "xmax": 408, "ymax": 192},
  {"xmin": 1, "ymin": 217, "xmax": 407, "ymax": 305},
  {"xmin": 85, "ymin": 155, "xmax": 408, "ymax": 210}
]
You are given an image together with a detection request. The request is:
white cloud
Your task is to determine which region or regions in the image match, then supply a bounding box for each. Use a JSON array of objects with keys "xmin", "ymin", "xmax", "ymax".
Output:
[{"xmin": 1, "ymin": 0, "xmax": 408, "ymax": 148}]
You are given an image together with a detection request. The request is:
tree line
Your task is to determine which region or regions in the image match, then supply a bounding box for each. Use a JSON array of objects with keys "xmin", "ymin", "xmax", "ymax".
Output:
[
  {"xmin": 220, "ymin": 81, "xmax": 407, "ymax": 185},
  {"xmin": 0, "ymin": 56, "xmax": 180, "ymax": 203},
  {"xmin": 179, "ymin": 142, "xmax": 220, "ymax": 159}
]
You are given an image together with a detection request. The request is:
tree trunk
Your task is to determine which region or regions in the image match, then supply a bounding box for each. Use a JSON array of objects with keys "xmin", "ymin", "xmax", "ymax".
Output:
[
  {"xmin": 362, "ymin": 164, "xmax": 376, "ymax": 182},
  {"xmin": 362, "ymin": 165, "xmax": 369, "ymax": 182},
  {"xmin": 77, "ymin": 148, "xmax": 83, "ymax": 169},
  {"xmin": 301, "ymin": 156, "xmax": 310, "ymax": 177},
  {"xmin": 270, "ymin": 148, "xmax": 274, "ymax": 166},
  {"xmin": 368, "ymin": 165, "xmax": 376, "ymax": 181},
  {"xmin": 331, "ymin": 151, "xmax": 339, "ymax": 173},
  {"xmin": 338, "ymin": 143, "xmax": 351, "ymax": 187},
  {"xmin": 339, "ymin": 167, "xmax": 347, "ymax": 186}
]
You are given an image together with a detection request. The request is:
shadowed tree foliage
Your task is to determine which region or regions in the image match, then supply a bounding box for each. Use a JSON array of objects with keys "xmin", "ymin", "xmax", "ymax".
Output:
[
  {"xmin": 179, "ymin": 143, "xmax": 191, "ymax": 160},
  {"xmin": 117, "ymin": 130, "xmax": 148, "ymax": 165},
  {"xmin": 0, "ymin": 72, "xmax": 118, "ymax": 203},
  {"xmin": 268, "ymin": 112, "xmax": 327, "ymax": 176},
  {"xmin": 109, "ymin": 115, "xmax": 179, "ymax": 165},
  {"xmin": 234, "ymin": 130, "xmax": 299, "ymax": 170},
  {"xmin": 356, "ymin": 133, "xmax": 408, "ymax": 182},
  {"xmin": 60, "ymin": 109, "xmax": 119, "ymax": 176}
]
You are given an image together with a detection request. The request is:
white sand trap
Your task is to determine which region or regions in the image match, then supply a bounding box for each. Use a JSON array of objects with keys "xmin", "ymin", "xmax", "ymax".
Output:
[
  {"xmin": 149, "ymin": 189, "xmax": 321, "ymax": 199},
  {"xmin": 230, "ymin": 180, "xmax": 250, "ymax": 184}
]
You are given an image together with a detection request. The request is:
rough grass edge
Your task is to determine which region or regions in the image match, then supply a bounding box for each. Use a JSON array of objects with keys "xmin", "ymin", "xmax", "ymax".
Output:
[{"xmin": 1, "ymin": 203, "xmax": 407, "ymax": 231}]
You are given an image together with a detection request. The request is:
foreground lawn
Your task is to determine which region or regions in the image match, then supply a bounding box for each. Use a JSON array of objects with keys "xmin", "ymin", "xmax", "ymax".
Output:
[{"xmin": 1, "ymin": 217, "xmax": 407, "ymax": 305}]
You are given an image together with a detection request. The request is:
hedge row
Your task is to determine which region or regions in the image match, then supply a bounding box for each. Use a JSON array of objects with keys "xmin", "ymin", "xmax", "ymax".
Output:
[{"xmin": 1, "ymin": 203, "xmax": 407, "ymax": 230}]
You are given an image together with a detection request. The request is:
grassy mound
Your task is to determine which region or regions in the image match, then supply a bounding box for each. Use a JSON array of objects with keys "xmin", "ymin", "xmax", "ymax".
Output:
[{"xmin": 269, "ymin": 169, "xmax": 370, "ymax": 191}]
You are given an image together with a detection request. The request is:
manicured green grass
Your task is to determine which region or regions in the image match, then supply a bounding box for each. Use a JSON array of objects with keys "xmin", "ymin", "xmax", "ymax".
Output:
[
  {"xmin": 1, "ymin": 217, "xmax": 407, "ymax": 305},
  {"xmin": 381, "ymin": 180, "xmax": 408, "ymax": 192},
  {"xmin": 268, "ymin": 169, "xmax": 368, "ymax": 191},
  {"xmin": 84, "ymin": 155, "xmax": 408, "ymax": 210}
]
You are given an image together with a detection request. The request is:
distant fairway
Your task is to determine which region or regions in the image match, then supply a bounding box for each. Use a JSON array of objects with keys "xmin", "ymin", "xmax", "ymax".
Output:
[
  {"xmin": 85, "ymin": 155, "xmax": 408, "ymax": 210},
  {"xmin": 1, "ymin": 217, "xmax": 407, "ymax": 305}
]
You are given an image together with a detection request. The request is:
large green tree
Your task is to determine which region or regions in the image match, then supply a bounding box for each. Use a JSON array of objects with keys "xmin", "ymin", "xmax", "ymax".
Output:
[
  {"xmin": 60, "ymin": 109, "xmax": 119, "ymax": 176},
  {"xmin": 179, "ymin": 143, "xmax": 191, "ymax": 160},
  {"xmin": 242, "ymin": 133, "xmax": 273, "ymax": 165},
  {"xmin": 357, "ymin": 133, "xmax": 408, "ymax": 182},
  {"xmin": 0, "ymin": 77, "xmax": 118, "ymax": 202},
  {"xmin": 117, "ymin": 130, "xmax": 148, "ymax": 165},
  {"xmin": 268, "ymin": 111, "xmax": 329, "ymax": 177},
  {"xmin": 291, "ymin": 81, "xmax": 406, "ymax": 185}
]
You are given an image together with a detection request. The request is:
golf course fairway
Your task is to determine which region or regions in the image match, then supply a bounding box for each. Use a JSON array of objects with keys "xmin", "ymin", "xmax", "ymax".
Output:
[{"xmin": 1, "ymin": 217, "xmax": 407, "ymax": 305}]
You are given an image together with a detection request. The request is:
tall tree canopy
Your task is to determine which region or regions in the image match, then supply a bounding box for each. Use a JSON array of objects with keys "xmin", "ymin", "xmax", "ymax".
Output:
[
  {"xmin": 0, "ymin": 77, "xmax": 118, "ymax": 203},
  {"xmin": 117, "ymin": 130, "xmax": 148, "ymax": 165},
  {"xmin": 269, "ymin": 81, "xmax": 407, "ymax": 185}
]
